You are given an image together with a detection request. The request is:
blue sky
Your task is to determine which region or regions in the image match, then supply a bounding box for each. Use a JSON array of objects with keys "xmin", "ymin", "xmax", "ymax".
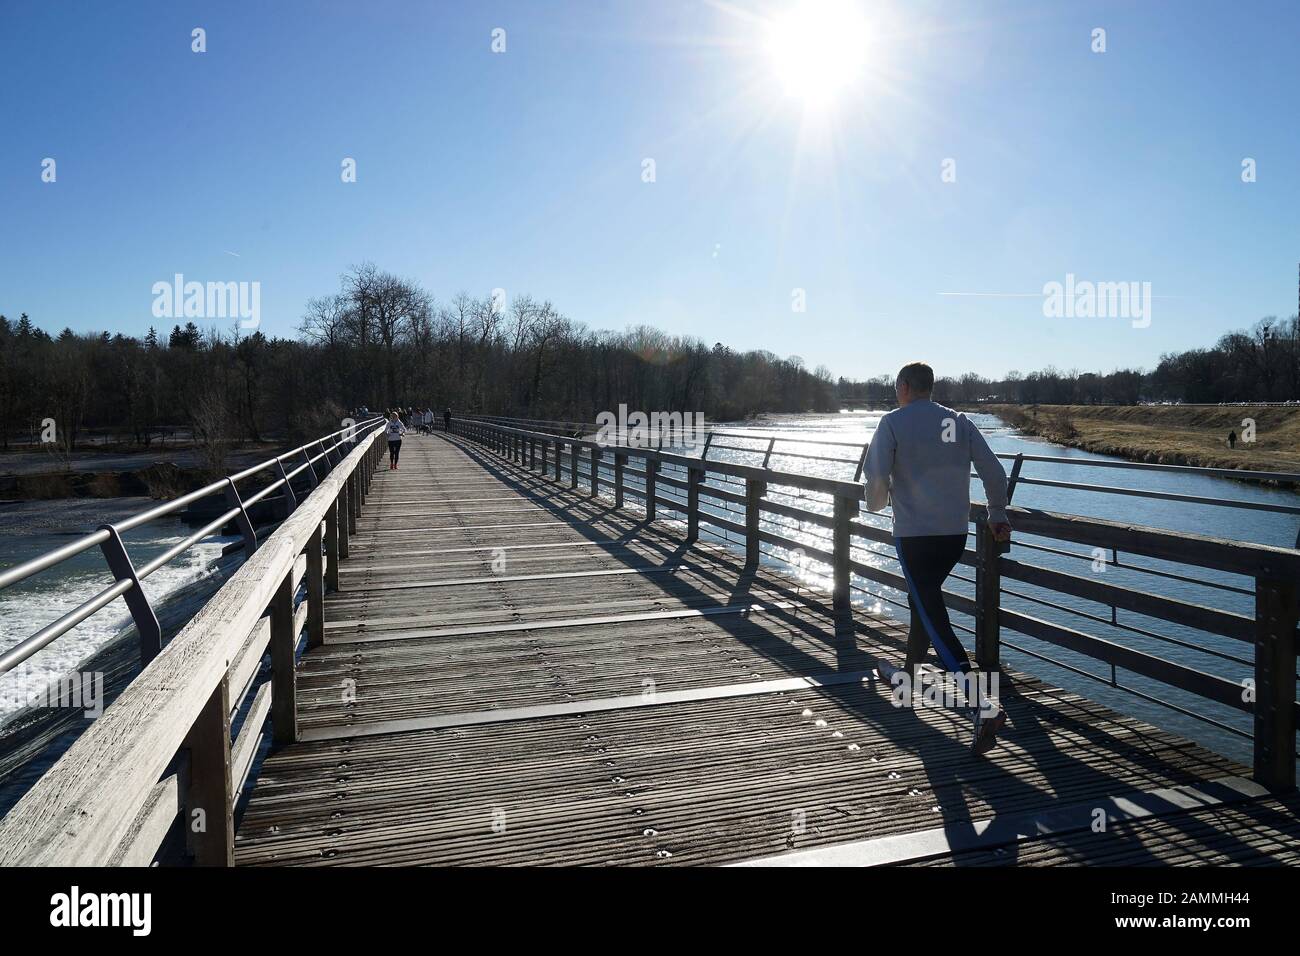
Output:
[{"xmin": 1, "ymin": 0, "xmax": 1296, "ymax": 379}]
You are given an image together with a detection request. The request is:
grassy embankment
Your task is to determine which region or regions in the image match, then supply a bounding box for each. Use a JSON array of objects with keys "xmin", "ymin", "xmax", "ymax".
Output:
[{"xmin": 977, "ymin": 404, "xmax": 1300, "ymax": 481}]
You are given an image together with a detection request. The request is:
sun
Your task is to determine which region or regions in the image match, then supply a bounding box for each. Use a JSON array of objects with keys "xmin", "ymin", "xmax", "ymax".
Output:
[{"xmin": 764, "ymin": 0, "xmax": 870, "ymax": 109}]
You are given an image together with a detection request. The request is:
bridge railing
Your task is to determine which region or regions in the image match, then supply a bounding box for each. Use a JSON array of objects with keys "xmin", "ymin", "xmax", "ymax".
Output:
[
  {"xmin": 448, "ymin": 416, "xmax": 1300, "ymax": 792},
  {"xmin": 0, "ymin": 420, "xmax": 386, "ymax": 865},
  {"xmin": 458, "ymin": 412, "xmax": 1300, "ymax": 544},
  {"xmin": 0, "ymin": 416, "xmax": 385, "ymax": 678}
]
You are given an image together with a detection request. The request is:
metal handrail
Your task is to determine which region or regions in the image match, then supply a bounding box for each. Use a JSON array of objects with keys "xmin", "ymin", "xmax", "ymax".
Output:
[
  {"xmin": 992, "ymin": 451, "xmax": 1300, "ymax": 485},
  {"xmin": 468, "ymin": 413, "xmax": 1300, "ymax": 527},
  {"xmin": 0, "ymin": 416, "xmax": 384, "ymax": 676}
]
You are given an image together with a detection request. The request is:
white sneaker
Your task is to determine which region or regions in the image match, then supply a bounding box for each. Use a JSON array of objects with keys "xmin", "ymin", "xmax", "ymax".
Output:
[{"xmin": 971, "ymin": 706, "xmax": 1007, "ymax": 756}]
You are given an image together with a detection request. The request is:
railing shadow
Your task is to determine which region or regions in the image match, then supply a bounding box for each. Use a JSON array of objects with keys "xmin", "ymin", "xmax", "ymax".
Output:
[{"xmin": 440, "ymin": 432, "xmax": 1276, "ymax": 866}]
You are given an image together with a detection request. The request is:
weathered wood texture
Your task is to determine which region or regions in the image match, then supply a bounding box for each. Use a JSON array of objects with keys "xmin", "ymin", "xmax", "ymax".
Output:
[{"xmin": 234, "ymin": 434, "xmax": 1296, "ymax": 867}]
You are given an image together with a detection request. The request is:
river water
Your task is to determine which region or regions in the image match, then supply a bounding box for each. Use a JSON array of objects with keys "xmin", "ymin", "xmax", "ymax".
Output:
[{"xmin": 0, "ymin": 503, "xmax": 233, "ymax": 725}]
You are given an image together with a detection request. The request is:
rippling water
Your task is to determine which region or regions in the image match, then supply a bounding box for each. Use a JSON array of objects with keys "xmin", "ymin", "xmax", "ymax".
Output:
[
  {"xmin": 0, "ymin": 519, "xmax": 233, "ymax": 724},
  {"xmin": 665, "ymin": 411, "xmax": 1300, "ymax": 768}
]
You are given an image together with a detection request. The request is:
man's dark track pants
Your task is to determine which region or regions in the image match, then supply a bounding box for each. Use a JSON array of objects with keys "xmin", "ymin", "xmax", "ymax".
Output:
[{"xmin": 894, "ymin": 533, "xmax": 972, "ymax": 675}]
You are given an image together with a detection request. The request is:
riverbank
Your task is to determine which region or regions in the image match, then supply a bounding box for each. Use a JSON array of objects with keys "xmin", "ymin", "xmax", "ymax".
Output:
[
  {"xmin": 976, "ymin": 404, "xmax": 1300, "ymax": 479},
  {"xmin": 0, "ymin": 444, "xmax": 280, "ymax": 500}
]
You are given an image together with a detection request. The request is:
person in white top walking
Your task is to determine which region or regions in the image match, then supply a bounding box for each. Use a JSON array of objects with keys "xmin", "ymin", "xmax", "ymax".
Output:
[
  {"xmin": 385, "ymin": 410, "xmax": 406, "ymax": 469},
  {"xmin": 863, "ymin": 361, "xmax": 1012, "ymax": 755}
]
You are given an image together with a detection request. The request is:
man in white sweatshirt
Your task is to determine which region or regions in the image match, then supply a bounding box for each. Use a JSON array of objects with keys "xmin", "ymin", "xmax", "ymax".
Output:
[{"xmin": 863, "ymin": 361, "xmax": 1012, "ymax": 755}]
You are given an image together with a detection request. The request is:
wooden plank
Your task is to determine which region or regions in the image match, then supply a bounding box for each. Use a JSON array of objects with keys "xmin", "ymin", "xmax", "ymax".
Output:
[
  {"xmin": 185, "ymin": 676, "xmax": 233, "ymax": 866},
  {"xmin": 306, "ymin": 525, "xmax": 324, "ymax": 649},
  {"xmin": 270, "ymin": 571, "xmax": 297, "ymax": 745},
  {"xmin": 232, "ymin": 681, "xmax": 272, "ymax": 798},
  {"xmin": 299, "ymin": 667, "xmax": 882, "ymax": 741},
  {"xmin": 1000, "ymin": 556, "xmax": 1254, "ymax": 643},
  {"xmin": 105, "ymin": 772, "xmax": 182, "ymax": 868},
  {"xmin": 735, "ymin": 776, "xmax": 1268, "ymax": 867},
  {"xmin": 322, "ymin": 599, "xmax": 812, "ymax": 645},
  {"xmin": 1254, "ymin": 576, "xmax": 1298, "ymax": 791},
  {"xmin": 227, "ymin": 617, "xmax": 272, "ymax": 720},
  {"xmin": 1000, "ymin": 505, "xmax": 1300, "ymax": 579}
]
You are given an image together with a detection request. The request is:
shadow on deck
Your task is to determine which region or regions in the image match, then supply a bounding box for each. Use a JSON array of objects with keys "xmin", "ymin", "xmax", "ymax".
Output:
[{"xmin": 234, "ymin": 434, "xmax": 1300, "ymax": 866}]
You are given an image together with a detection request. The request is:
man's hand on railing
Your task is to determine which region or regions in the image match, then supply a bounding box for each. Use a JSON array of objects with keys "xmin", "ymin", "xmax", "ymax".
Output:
[{"xmin": 990, "ymin": 520, "xmax": 1012, "ymax": 555}]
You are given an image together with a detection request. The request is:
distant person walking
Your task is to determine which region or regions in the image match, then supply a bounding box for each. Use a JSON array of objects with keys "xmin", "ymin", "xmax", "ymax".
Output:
[
  {"xmin": 385, "ymin": 411, "xmax": 406, "ymax": 469},
  {"xmin": 443, "ymin": 407, "xmax": 452, "ymax": 432},
  {"xmin": 423, "ymin": 408, "xmax": 434, "ymax": 433},
  {"xmin": 863, "ymin": 361, "xmax": 1013, "ymax": 755},
  {"xmin": 1228, "ymin": 429, "xmax": 1237, "ymax": 449}
]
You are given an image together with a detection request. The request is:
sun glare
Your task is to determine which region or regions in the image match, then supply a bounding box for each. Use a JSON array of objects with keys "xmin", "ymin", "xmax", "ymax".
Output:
[{"xmin": 765, "ymin": 0, "xmax": 870, "ymax": 109}]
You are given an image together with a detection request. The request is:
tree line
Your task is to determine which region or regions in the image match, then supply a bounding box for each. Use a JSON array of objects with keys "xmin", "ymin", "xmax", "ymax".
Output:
[
  {"xmin": 3, "ymin": 263, "xmax": 1296, "ymax": 461},
  {"xmin": 0, "ymin": 264, "xmax": 837, "ymax": 457},
  {"xmin": 836, "ymin": 313, "xmax": 1300, "ymax": 407}
]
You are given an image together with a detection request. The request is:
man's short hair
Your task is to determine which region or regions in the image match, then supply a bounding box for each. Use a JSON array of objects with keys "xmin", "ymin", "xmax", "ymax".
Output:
[{"xmin": 896, "ymin": 362, "xmax": 934, "ymax": 394}]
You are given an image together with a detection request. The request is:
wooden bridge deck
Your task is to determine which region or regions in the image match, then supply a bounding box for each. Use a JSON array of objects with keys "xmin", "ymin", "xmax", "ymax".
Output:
[{"xmin": 233, "ymin": 434, "xmax": 1300, "ymax": 867}]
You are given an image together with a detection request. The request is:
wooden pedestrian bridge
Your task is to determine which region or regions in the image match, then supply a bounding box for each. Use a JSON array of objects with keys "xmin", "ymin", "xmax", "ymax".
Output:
[{"xmin": 0, "ymin": 417, "xmax": 1298, "ymax": 866}]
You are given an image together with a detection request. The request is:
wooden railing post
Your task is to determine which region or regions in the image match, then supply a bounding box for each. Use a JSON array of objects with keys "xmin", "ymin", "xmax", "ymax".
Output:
[
  {"xmin": 645, "ymin": 458, "xmax": 658, "ymax": 520},
  {"xmin": 832, "ymin": 493, "xmax": 858, "ymax": 611},
  {"xmin": 975, "ymin": 522, "xmax": 1003, "ymax": 672},
  {"xmin": 184, "ymin": 675, "xmax": 233, "ymax": 866},
  {"xmin": 553, "ymin": 440, "xmax": 562, "ymax": 480},
  {"xmin": 324, "ymin": 498, "xmax": 340, "ymax": 592},
  {"xmin": 570, "ymin": 443, "xmax": 579, "ymax": 489},
  {"xmin": 270, "ymin": 569, "xmax": 297, "ymax": 744},
  {"xmin": 306, "ymin": 524, "xmax": 325, "ymax": 648},
  {"xmin": 1253, "ymin": 575, "xmax": 1298, "ymax": 791},
  {"xmin": 347, "ymin": 473, "xmax": 358, "ymax": 535},
  {"xmin": 590, "ymin": 448, "xmax": 603, "ymax": 498},
  {"xmin": 337, "ymin": 486, "xmax": 350, "ymax": 560},
  {"xmin": 614, "ymin": 453, "xmax": 626, "ymax": 508},
  {"xmin": 745, "ymin": 478, "xmax": 765, "ymax": 569},
  {"xmin": 686, "ymin": 465, "xmax": 703, "ymax": 542}
]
